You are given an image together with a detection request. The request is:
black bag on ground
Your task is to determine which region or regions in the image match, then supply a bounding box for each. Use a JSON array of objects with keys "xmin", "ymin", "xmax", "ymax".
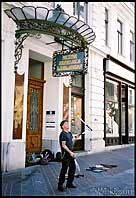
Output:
[
  {"xmin": 40, "ymin": 157, "xmax": 49, "ymax": 165},
  {"xmin": 55, "ymin": 152, "xmax": 62, "ymax": 162},
  {"xmin": 41, "ymin": 149, "xmax": 54, "ymax": 161}
]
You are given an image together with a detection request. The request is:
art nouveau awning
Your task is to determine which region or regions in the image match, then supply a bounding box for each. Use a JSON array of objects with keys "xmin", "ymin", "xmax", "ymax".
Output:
[{"xmin": 4, "ymin": 4, "xmax": 96, "ymax": 73}]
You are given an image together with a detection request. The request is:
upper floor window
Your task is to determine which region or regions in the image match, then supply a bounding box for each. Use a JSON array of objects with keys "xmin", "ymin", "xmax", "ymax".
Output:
[
  {"xmin": 73, "ymin": 2, "xmax": 88, "ymax": 22},
  {"xmin": 105, "ymin": 8, "xmax": 109, "ymax": 46},
  {"xmin": 117, "ymin": 19, "xmax": 123, "ymax": 55},
  {"xmin": 130, "ymin": 31, "xmax": 135, "ymax": 62}
]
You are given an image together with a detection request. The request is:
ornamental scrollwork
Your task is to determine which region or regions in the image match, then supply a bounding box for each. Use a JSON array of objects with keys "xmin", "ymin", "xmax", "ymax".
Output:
[{"xmin": 14, "ymin": 33, "xmax": 30, "ymax": 73}]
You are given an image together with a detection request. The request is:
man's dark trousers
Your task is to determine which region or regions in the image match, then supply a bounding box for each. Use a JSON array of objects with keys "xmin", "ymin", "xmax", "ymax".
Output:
[{"xmin": 58, "ymin": 157, "xmax": 76, "ymax": 186}]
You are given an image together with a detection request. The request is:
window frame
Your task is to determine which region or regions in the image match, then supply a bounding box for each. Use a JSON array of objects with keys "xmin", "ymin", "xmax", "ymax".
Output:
[
  {"xmin": 130, "ymin": 30, "xmax": 135, "ymax": 62},
  {"xmin": 105, "ymin": 8, "xmax": 109, "ymax": 46},
  {"xmin": 117, "ymin": 19, "xmax": 123, "ymax": 55},
  {"xmin": 73, "ymin": 2, "xmax": 88, "ymax": 22}
]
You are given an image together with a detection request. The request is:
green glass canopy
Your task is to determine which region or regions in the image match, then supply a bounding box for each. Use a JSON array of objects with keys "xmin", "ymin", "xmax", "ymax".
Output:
[{"xmin": 4, "ymin": 4, "xmax": 96, "ymax": 72}]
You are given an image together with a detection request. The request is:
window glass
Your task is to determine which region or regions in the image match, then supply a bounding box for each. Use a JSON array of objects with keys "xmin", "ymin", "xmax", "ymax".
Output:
[
  {"xmin": 30, "ymin": 89, "xmax": 38, "ymax": 131},
  {"xmin": 105, "ymin": 79, "xmax": 118, "ymax": 101},
  {"xmin": 105, "ymin": 8, "xmax": 108, "ymax": 46},
  {"xmin": 29, "ymin": 59, "xmax": 43, "ymax": 79},
  {"xmin": 128, "ymin": 88, "xmax": 135, "ymax": 136},
  {"xmin": 105, "ymin": 79, "xmax": 119, "ymax": 137},
  {"xmin": 130, "ymin": 31, "xmax": 135, "ymax": 62},
  {"xmin": 73, "ymin": 2, "xmax": 88, "ymax": 22},
  {"xmin": 71, "ymin": 96, "xmax": 82, "ymax": 139},
  {"xmin": 72, "ymin": 75, "xmax": 83, "ymax": 87},
  {"xmin": 117, "ymin": 19, "xmax": 123, "ymax": 54},
  {"xmin": 63, "ymin": 84, "xmax": 69, "ymax": 120}
]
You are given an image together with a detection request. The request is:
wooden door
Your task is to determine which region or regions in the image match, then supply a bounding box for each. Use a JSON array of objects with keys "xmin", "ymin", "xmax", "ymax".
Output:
[{"xmin": 26, "ymin": 78, "xmax": 44, "ymax": 153}]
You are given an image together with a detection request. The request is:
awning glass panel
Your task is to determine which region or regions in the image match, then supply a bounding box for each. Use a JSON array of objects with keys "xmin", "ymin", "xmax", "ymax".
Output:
[
  {"xmin": 72, "ymin": 20, "xmax": 85, "ymax": 30},
  {"xmin": 47, "ymin": 9, "xmax": 60, "ymax": 22},
  {"xmin": 22, "ymin": 6, "xmax": 35, "ymax": 19},
  {"xmin": 81, "ymin": 29, "xmax": 93, "ymax": 36},
  {"xmin": 77, "ymin": 24, "xmax": 90, "ymax": 34},
  {"xmin": 5, "ymin": 10, "xmax": 17, "ymax": 21},
  {"xmin": 56, "ymin": 13, "xmax": 70, "ymax": 25},
  {"xmin": 36, "ymin": 7, "xmax": 48, "ymax": 20},
  {"xmin": 84, "ymin": 32, "xmax": 95, "ymax": 40},
  {"xmin": 65, "ymin": 16, "xmax": 78, "ymax": 28},
  {"xmin": 11, "ymin": 7, "xmax": 26, "ymax": 20}
]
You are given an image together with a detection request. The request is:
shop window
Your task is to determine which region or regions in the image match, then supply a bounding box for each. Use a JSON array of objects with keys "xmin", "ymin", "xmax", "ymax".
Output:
[
  {"xmin": 130, "ymin": 31, "xmax": 135, "ymax": 62},
  {"xmin": 105, "ymin": 79, "xmax": 119, "ymax": 137},
  {"xmin": 128, "ymin": 88, "xmax": 135, "ymax": 136},
  {"xmin": 71, "ymin": 96, "xmax": 82, "ymax": 138}
]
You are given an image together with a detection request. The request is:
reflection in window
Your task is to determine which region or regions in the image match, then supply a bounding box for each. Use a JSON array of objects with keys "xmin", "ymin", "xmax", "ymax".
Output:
[
  {"xmin": 29, "ymin": 59, "xmax": 43, "ymax": 80},
  {"xmin": 130, "ymin": 31, "xmax": 135, "ymax": 62},
  {"xmin": 121, "ymin": 102, "xmax": 126, "ymax": 135},
  {"xmin": 63, "ymin": 84, "xmax": 69, "ymax": 120},
  {"xmin": 105, "ymin": 79, "xmax": 119, "ymax": 137},
  {"xmin": 71, "ymin": 96, "xmax": 82, "ymax": 138},
  {"xmin": 128, "ymin": 88, "xmax": 135, "ymax": 136},
  {"xmin": 30, "ymin": 89, "xmax": 38, "ymax": 131},
  {"xmin": 105, "ymin": 79, "xmax": 118, "ymax": 101},
  {"xmin": 73, "ymin": 2, "xmax": 88, "ymax": 22},
  {"xmin": 72, "ymin": 75, "xmax": 83, "ymax": 87},
  {"xmin": 121, "ymin": 85, "xmax": 126, "ymax": 135}
]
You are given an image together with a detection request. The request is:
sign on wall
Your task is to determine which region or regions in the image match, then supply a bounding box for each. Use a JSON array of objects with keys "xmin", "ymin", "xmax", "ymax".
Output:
[
  {"xmin": 52, "ymin": 48, "xmax": 88, "ymax": 77},
  {"xmin": 46, "ymin": 111, "xmax": 55, "ymax": 129}
]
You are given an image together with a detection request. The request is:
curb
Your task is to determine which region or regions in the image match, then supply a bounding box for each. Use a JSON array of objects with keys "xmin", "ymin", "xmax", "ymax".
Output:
[{"xmin": 75, "ymin": 144, "xmax": 134, "ymax": 157}]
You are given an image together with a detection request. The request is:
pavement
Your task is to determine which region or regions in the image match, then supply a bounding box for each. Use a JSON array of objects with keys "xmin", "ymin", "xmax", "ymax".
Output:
[{"xmin": 2, "ymin": 144, "xmax": 135, "ymax": 196}]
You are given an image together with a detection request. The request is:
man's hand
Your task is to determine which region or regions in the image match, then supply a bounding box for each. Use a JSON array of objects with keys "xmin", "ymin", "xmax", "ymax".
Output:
[
  {"xmin": 69, "ymin": 151, "xmax": 75, "ymax": 158},
  {"xmin": 75, "ymin": 133, "xmax": 81, "ymax": 139},
  {"xmin": 62, "ymin": 141, "xmax": 75, "ymax": 158}
]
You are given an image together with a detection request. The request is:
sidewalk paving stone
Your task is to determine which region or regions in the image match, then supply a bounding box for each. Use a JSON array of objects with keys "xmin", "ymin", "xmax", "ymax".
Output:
[{"xmin": 1, "ymin": 145, "xmax": 134, "ymax": 196}]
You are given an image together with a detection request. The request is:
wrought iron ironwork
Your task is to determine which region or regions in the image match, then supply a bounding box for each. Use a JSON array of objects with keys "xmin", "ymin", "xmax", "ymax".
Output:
[
  {"xmin": 14, "ymin": 32, "xmax": 42, "ymax": 73},
  {"xmin": 4, "ymin": 4, "xmax": 95, "ymax": 73},
  {"xmin": 14, "ymin": 33, "xmax": 29, "ymax": 73}
]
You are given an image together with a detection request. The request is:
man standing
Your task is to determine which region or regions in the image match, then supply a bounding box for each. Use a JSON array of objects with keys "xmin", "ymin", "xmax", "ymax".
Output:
[{"xmin": 58, "ymin": 120, "xmax": 80, "ymax": 192}]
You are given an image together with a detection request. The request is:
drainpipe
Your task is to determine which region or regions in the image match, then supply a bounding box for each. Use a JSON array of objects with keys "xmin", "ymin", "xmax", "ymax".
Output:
[{"xmin": 3, "ymin": 142, "xmax": 10, "ymax": 172}]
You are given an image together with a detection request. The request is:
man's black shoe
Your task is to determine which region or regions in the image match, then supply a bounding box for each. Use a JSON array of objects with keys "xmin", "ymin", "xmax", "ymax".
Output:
[
  {"xmin": 66, "ymin": 184, "xmax": 77, "ymax": 188},
  {"xmin": 58, "ymin": 185, "xmax": 64, "ymax": 192}
]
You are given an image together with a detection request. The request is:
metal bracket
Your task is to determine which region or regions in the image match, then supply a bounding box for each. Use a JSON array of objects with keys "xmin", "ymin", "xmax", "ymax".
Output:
[
  {"xmin": 14, "ymin": 32, "xmax": 42, "ymax": 73},
  {"xmin": 14, "ymin": 33, "xmax": 29, "ymax": 73}
]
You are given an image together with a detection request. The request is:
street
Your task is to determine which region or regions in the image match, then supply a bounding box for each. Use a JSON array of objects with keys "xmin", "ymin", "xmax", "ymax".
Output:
[{"xmin": 2, "ymin": 144, "xmax": 134, "ymax": 196}]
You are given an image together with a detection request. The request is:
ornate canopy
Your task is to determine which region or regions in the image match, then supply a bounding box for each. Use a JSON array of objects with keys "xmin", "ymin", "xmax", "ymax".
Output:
[{"xmin": 4, "ymin": 4, "xmax": 96, "ymax": 73}]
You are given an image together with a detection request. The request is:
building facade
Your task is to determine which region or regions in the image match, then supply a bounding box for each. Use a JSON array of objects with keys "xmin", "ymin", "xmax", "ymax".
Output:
[{"xmin": 1, "ymin": 2, "xmax": 135, "ymax": 171}]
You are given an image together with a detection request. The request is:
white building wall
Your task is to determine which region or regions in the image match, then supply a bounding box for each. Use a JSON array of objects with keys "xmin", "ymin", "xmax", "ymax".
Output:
[
  {"xmin": 1, "ymin": 2, "xmax": 65, "ymax": 171},
  {"xmin": 85, "ymin": 2, "xmax": 134, "ymax": 151},
  {"xmin": 2, "ymin": 2, "xmax": 135, "ymax": 171},
  {"xmin": 42, "ymin": 61, "xmax": 62, "ymax": 154},
  {"xmin": 2, "ymin": 3, "xmax": 17, "ymax": 171}
]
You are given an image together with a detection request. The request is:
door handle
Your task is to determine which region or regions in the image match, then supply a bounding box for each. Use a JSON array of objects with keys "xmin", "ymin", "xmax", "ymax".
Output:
[{"xmin": 26, "ymin": 120, "xmax": 29, "ymax": 129}]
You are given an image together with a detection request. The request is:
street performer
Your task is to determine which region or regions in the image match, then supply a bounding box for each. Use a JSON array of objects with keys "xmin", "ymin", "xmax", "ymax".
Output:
[{"xmin": 58, "ymin": 119, "xmax": 81, "ymax": 192}]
